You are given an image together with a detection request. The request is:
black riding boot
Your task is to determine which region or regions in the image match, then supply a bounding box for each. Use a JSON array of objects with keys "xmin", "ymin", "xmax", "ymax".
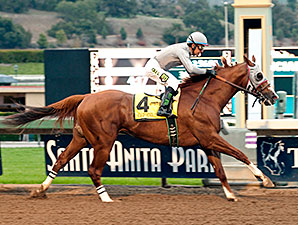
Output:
[{"xmin": 157, "ymin": 86, "xmax": 177, "ymax": 117}]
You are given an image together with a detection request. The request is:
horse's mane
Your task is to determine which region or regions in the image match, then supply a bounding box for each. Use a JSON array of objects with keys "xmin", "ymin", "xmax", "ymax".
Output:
[
  {"xmin": 179, "ymin": 74, "xmax": 209, "ymax": 88},
  {"xmin": 179, "ymin": 58, "xmax": 240, "ymax": 89}
]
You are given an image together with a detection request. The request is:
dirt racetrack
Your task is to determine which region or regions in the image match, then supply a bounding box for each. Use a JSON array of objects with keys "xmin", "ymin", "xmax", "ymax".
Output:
[{"xmin": 0, "ymin": 184, "xmax": 298, "ymax": 225}]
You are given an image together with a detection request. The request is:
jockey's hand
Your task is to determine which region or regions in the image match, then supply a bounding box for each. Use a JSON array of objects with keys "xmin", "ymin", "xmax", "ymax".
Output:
[{"xmin": 206, "ymin": 69, "xmax": 216, "ymax": 77}]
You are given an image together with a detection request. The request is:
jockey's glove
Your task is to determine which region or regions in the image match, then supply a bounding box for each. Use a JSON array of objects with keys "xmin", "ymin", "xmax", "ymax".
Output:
[{"xmin": 206, "ymin": 69, "xmax": 216, "ymax": 77}]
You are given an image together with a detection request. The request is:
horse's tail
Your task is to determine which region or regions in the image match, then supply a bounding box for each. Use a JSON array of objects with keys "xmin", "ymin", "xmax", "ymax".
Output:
[{"xmin": 3, "ymin": 94, "xmax": 88, "ymax": 127}]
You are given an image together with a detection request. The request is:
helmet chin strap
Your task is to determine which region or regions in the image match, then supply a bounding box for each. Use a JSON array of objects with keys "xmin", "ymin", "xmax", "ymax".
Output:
[
  {"xmin": 191, "ymin": 45, "xmax": 197, "ymax": 55},
  {"xmin": 188, "ymin": 35, "xmax": 197, "ymax": 56}
]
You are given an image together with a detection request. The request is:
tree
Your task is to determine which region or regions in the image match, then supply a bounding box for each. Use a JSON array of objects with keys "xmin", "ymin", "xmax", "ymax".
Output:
[
  {"xmin": 103, "ymin": 0, "xmax": 137, "ymax": 18},
  {"xmin": 37, "ymin": 33, "xmax": 48, "ymax": 49},
  {"xmin": 101, "ymin": 25, "xmax": 108, "ymax": 39},
  {"xmin": 53, "ymin": 0, "xmax": 110, "ymax": 39},
  {"xmin": 30, "ymin": 0, "xmax": 61, "ymax": 11},
  {"xmin": 287, "ymin": 0, "xmax": 297, "ymax": 12},
  {"xmin": 48, "ymin": 21, "xmax": 76, "ymax": 39},
  {"xmin": 162, "ymin": 23, "xmax": 188, "ymax": 45},
  {"xmin": 86, "ymin": 30, "xmax": 97, "ymax": 44},
  {"xmin": 183, "ymin": 9, "xmax": 225, "ymax": 45},
  {"xmin": 275, "ymin": 28, "xmax": 284, "ymax": 41},
  {"xmin": 272, "ymin": 1, "xmax": 298, "ymax": 43},
  {"xmin": 56, "ymin": 29, "xmax": 67, "ymax": 46},
  {"xmin": 120, "ymin": 27, "xmax": 127, "ymax": 40},
  {"xmin": 182, "ymin": 0, "xmax": 209, "ymax": 15},
  {"xmin": 136, "ymin": 28, "xmax": 144, "ymax": 39},
  {"xmin": 138, "ymin": 0, "xmax": 181, "ymax": 18},
  {"xmin": 0, "ymin": 17, "xmax": 31, "ymax": 49},
  {"xmin": 56, "ymin": 0, "xmax": 97, "ymax": 22},
  {"xmin": 138, "ymin": 0, "xmax": 165, "ymax": 17},
  {"xmin": 0, "ymin": 0, "xmax": 30, "ymax": 13}
]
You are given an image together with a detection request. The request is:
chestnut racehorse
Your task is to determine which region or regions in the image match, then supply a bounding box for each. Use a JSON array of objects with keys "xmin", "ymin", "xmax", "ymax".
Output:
[{"xmin": 3, "ymin": 56, "xmax": 278, "ymax": 202}]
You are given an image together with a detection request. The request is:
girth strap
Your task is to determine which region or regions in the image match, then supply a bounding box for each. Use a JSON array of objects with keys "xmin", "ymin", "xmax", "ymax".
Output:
[{"xmin": 166, "ymin": 117, "xmax": 178, "ymax": 147}]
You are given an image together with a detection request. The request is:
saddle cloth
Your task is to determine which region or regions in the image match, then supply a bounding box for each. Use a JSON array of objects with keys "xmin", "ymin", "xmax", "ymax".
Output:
[{"xmin": 133, "ymin": 91, "xmax": 180, "ymax": 121}]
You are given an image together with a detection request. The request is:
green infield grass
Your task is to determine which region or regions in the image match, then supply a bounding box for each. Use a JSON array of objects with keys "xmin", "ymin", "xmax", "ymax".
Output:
[
  {"xmin": 0, "ymin": 147, "xmax": 203, "ymax": 186},
  {"xmin": 0, "ymin": 63, "xmax": 44, "ymax": 75}
]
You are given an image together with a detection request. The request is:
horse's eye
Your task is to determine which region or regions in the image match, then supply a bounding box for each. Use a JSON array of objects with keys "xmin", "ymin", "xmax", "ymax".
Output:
[{"xmin": 255, "ymin": 72, "xmax": 263, "ymax": 82}]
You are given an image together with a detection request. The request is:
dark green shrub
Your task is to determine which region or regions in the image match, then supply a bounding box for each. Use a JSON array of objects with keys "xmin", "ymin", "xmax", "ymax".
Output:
[{"xmin": 0, "ymin": 50, "xmax": 44, "ymax": 63}]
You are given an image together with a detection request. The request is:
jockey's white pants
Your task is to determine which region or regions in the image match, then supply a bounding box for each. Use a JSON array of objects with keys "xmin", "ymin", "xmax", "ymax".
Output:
[{"xmin": 145, "ymin": 58, "xmax": 180, "ymax": 90}]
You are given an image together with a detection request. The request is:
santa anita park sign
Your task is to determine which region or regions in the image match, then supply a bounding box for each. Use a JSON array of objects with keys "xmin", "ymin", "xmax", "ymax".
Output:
[{"xmin": 44, "ymin": 135, "xmax": 217, "ymax": 178}]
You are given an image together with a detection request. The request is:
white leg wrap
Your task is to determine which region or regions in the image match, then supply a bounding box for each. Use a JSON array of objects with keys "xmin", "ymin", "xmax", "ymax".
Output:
[
  {"xmin": 42, "ymin": 171, "xmax": 57, "ymax": 190},
  {"xmin": 96, "ymin": 185, "xmax": 113, "ymax": 202},
  {"xmin": 248, "ymin": 163, "xmax": 264, "ymax": 178},
  {"xmin": 223, "ymin": 186, "xmax": 235, "ymax": 200}
]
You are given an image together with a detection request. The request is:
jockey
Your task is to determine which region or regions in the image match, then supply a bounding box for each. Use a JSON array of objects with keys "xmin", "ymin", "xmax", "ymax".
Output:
[{"xmin": 145, "ymin": 31, "xmax": 216, "ymax": 117}]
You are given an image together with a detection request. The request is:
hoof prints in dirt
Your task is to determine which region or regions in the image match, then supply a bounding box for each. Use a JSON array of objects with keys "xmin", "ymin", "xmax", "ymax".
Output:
[
  {"xmin": 0, "ymin": 184, "xmax": 226, "ymax": 198},
  {"xmin": 105, "ymin": 185, "xmax": 226, "ymax": 198}
]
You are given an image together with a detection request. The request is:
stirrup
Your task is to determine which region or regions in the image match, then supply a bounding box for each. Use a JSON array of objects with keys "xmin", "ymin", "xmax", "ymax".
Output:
[
  {"xmin": 157, "ymin": 106, "xmax": 176, "ymax": 118},
  {"xmin": 157, "ymin": 86, "xmax": 177, "ymax": 117},
  {"xmin": 157, "ymin": 108, "xmax": 171, "ymax": 117}
]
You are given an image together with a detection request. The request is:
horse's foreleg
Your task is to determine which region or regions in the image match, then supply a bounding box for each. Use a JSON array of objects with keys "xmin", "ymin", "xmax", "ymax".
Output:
[
  {"xmin": 88, "ymin": 140, "xmax": 116, "ymax": 203},
  {"xmin": 208, "ymin": 134, "xmax": 274, "ymax": 188},
  {"xmin": 31, "ymin": 129, "xmax": 87, "ymax": 198},
  {"xmin": 206, "ymin": 149, "xmax": 237, "ymax": 201},
  {"xmin": 247, "ymin": 162, "xmax": 274, "ymax": 187}
]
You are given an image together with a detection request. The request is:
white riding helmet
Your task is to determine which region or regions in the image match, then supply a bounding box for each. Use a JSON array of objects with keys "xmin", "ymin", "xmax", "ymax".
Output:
[{"xmin": 186, "ymin": 32, "xmax": 208, "ymax": 46}]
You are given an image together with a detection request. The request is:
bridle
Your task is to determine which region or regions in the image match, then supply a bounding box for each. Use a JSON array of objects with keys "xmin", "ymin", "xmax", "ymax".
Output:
[
  {"xmin": 191, "ymin": 63, "xmax": 271, "ymax": 113},
  {"xmin": 245, "ymin": 65, "xmax": 271, "ymax": 97},
  {"xmin": 213, "ymin": 63, "xmax": 271, "ymax": 105}
]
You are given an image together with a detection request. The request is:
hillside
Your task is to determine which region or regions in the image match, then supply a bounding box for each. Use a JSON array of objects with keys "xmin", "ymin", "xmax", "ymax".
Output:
[
  {"xmin": 0, "ymin": 9, "xmax": 60, "ymax": 43},
  {"xmin": 0, "ymin": 9, "xmax": 183, "ymax": 48},
  {"xmin": 103, "ymin": 16, "xmax": 184, "ymax": 47}
]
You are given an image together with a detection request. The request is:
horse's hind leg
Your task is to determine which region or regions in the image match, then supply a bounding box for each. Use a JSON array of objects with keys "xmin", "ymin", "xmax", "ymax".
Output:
[
  {"xmin": 31, "ymin": 128, "xmax": 87, "ymax": 198},
  {"xmin": 206, "ymin": 149, "xmax": 237, "ymax": 201}
]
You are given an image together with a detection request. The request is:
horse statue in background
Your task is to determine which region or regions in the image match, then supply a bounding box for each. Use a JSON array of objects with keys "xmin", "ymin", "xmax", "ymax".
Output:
[{"xmin": 3, "ymin": 55, "xmax": 278, "ymax": 202}]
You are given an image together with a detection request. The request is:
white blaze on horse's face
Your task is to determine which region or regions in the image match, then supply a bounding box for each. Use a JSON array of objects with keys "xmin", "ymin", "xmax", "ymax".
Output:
[{"xmin": 246, "ymin": 63, "xmax": 278, "ymax": 106}]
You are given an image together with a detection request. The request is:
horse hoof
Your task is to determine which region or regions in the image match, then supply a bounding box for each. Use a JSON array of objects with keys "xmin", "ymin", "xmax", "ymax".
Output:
[
  {"xmin": 227, "ymin": 196, "xmax": 238, "ymax": 202},
  {"xmin": 30, "ymin": 189, "xmax": 47, "ymax": 199},
  {"xmin": 263, "ymin": 176, "xmax": 275, "ymax": 188},
  {"xmin": 102, "ymin": 199, "xmax": 114, "ymax": 203}
]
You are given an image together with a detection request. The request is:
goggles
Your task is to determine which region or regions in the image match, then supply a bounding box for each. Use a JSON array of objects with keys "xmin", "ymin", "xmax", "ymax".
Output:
[{"xmin": 197, "ymin": 45, "xmax": 204, "ymax": 51}]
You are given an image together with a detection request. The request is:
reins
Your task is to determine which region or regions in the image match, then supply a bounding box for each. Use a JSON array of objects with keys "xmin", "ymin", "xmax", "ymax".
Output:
[
  {"xmin": 190, "ymin": 65, "xmax": 266, "ymax": 114},
  {"xmin": 213, "ymin": 75, "xmax": 260, "ymax": 98},
  {"xmin": 190, "ymin": 75, "xmax": 212, "ymax": 114}
]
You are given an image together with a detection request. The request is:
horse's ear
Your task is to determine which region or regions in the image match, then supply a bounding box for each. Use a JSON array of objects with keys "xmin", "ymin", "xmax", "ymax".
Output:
[
  {"xmin": 215, "ymin": 62, "xmax": 220, "ymax": 69},
  {"xmin": 243, "ymin": 55, "xmax": 255, "ymax": 67},
  {"xmin": 243, "ymin": 54, "xmax": 249, "ymax": 63},
  {"xmin": 252, "ymin": 55, "xmax": 256, "ymax": 63},
  {"xmin": 221, "ymin": 56, "xmax": 230, "ymax": 68}
]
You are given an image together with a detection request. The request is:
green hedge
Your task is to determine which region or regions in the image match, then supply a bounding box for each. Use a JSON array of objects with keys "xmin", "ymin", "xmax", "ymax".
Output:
[
  {"xmin": 0, "ymin": 134, "xmax": 21, "ymax": 141},
  {"xmin": 0, "ymin": 50, "xmax": 44, "ymax": 63}
]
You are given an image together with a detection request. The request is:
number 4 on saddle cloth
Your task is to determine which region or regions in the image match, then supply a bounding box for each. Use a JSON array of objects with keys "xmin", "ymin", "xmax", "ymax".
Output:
[
  {"xmin": 133, "ymin": 91, "xmax": 181, "ymax": 147},
  {"xmin": 133, "ymin": 91, "xmax": 180, "ymax": 121}
]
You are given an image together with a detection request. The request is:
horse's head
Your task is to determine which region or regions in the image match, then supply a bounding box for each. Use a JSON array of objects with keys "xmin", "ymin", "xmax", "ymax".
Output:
[
  {"xmin": 244, "ymin": 55, "xmax": 278, "ymax": 106},
  {"xmin": 276, "ymin": 140, "xmax": 285, "ymax": 152}
]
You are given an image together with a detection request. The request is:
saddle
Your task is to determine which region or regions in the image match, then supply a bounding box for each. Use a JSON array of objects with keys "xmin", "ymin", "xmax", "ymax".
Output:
[
  {"xmin": 133, "ymin": 91, "xmax": 181, "ymax": 147},
  {"xmin": 133, "ymin": 91, "xmax": 180, "ymax": 121}
]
